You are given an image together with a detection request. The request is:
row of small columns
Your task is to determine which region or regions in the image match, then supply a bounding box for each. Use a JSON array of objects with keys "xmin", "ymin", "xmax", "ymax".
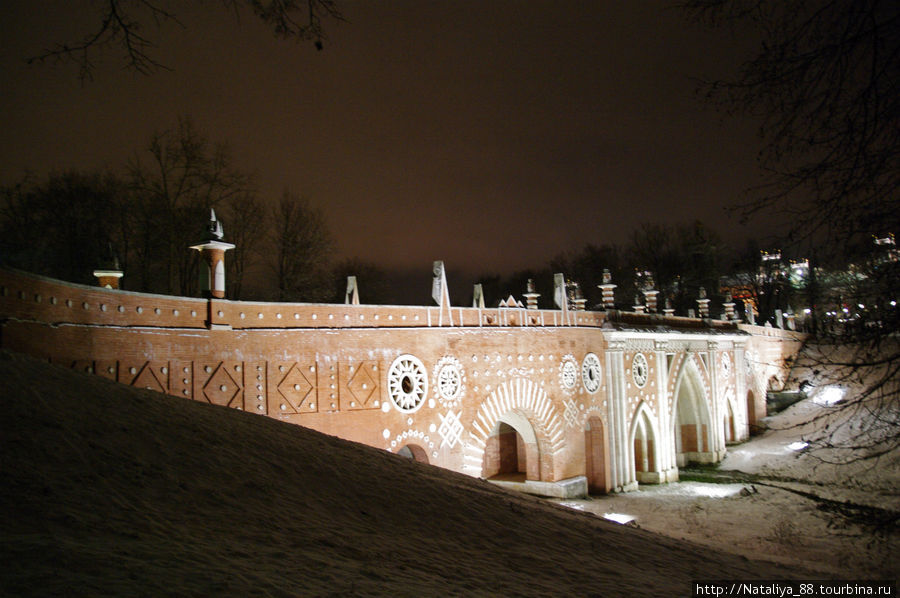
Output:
[{"xmin": 92, "ymin": 212, "xmax": 755, "ymax": 323}]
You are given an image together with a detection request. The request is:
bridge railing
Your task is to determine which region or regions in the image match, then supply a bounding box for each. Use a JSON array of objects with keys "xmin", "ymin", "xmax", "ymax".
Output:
[
  {"xmin": 0, "ymin": 268, "xmax": 208, "ymax": 329},
  {"xmin": 1, "ymin": 267, "xmax": 748, "ymax": 333}
]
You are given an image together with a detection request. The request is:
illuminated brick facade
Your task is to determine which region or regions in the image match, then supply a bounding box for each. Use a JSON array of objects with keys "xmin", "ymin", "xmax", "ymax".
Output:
[{"xmin": 0, "ymin": 267, "xmax": 803, "ymax": 497}]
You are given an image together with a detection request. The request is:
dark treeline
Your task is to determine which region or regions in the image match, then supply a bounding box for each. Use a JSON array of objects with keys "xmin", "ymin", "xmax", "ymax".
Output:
[
  {"xmin": 1, "ymin": 117, "xmax": 876, "ymax": 327},
  {"xmin": 1, "ymin": 117, "xmax": 335, "ymax": 303},
  {"xmin": 478, "ymin": 222, "xmax": 754, "ymax": 320}
]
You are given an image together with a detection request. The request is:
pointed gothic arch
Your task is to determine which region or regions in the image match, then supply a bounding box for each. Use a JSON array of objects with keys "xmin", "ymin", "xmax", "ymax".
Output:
[
  {"xmin": 584, "ymin": 415, "xmax": 610, "ymax": 494},
  {"xmin": 723, "ymin": 399, "xmax": 735, "ymax": 443},
  {"xmin": 747, "ymin": 389, "xmax": 760, "ymax": 434},
  {"xmin": 629, "ymin": 402, "xmax": 660, "ymax": 484},
  {"xmin": 671, "ymin": 357, "xmax": 715, "ymax": 466}
]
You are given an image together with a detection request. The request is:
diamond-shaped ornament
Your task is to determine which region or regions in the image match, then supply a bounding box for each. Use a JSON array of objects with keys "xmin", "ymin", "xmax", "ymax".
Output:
[
  {"xmin": 132, "ymin": 363, "xmax": 167, "ymax": 393},
  {"xmin": 347, "ymin": 363, "xmax": 378, "ymax": 408},
  {"xmin": 203, "ymin": 363, "xmax": 241, "ymax": 408},
  {"xmin": 276, "ymin": 364, "xmax": 316, "ymax": 413}
]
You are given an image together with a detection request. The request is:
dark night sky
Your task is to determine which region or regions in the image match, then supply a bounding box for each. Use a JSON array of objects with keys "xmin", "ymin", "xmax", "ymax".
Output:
[{"xmin": 0, "ymin": 1, "xmax": 773, "ymax": 283}]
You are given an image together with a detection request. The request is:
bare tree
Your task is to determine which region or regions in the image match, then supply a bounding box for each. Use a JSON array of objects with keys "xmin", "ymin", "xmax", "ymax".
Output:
[
  {"xmin": 0, "ymin": 171, "xmax": 128, "ymax": 285},
  {"xmin": 722, "ymin": 241, "xmax": 794, "ymax": 325},
  {"xmin": 686, "ymin": 0, "xmax": 900, "ymax": 461},
  {"xmin": 221, "ymin": 191, "xmax": 266, "ymax": 300},
  {"xmin": 27, "ymin": 0, "xmax": 345, "ymax": 81},
  {"xmin": 128, "ymin": 117, "xmax": 255, "ymax": 295},
  {"xmin": 549, "ymin": 244, "xmax": 628, "ymax": 309},
  {"xmin": 627, "ymin": 221, "xmax": 725, "ymax": 314},
  {"xmin": 328, "ymin": 258, "xmax": 393, "ymax": 305},
  {"xmin": 267, "ymin": 189, "xmax": 333, "ymax": 302},
  {"xmin": 685, "ymin": 0, "xmax": 899, "ymax": 249}
]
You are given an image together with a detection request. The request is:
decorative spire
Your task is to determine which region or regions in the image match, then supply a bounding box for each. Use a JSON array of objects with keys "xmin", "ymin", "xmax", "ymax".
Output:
[
  {"xmin": 663, "ymin": 297, "xmax": 675, "ymax": 317},
  {"xmin": 203, "ymin": 208, "xmax": 225, "ymax": 241},
  {"xmin": 345, "ymin": 276, "xmax": 360, "ymax": 305},
  {"xmin": 722, "ymin": 292, "xmax": 735, "ymax": 321},
  {"xmin": 641, "ymin": 273, "xmax": 658, "ymax": 313},
  {"xmin": 190, "ymin": 210, "xmax": 235, "ymax": 299},
  {"xmin": 472, "ymin": 283, "xmax": 485, "ymax": 309},
  {"xmin": 432, "ymin": 261, "xmax": 452, "ymax": 326},
  {"xmin": 633, "ymin": 293, "xmax": 645, "ymax": 314},
  {"xmin": 93, "ymin": 242, "xmax": 123, "ymax": 289},
  {"xmin": 598, "ymin": 269, "xmax": 616, "ymax": 310},
  {"xmin": 696, "ymin": 286, "xmax": 710, "ymax": 319},
  {"xmin": 523, "ymin": 278, "xmax": 540, "ymax": 310},
  {"xmin": 553, "ymin": 273, "xmax": 568, "ymax": 311}
]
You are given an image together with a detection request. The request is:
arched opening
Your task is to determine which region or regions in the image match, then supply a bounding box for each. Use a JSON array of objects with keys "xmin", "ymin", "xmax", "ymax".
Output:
[
  {"xmin": 481, "ymin": 412, "xmax": 540, "ymax": 482},
  {"xmin": 746, "ymin": 389, "xmax": 759, "ymax": 435},
  {"xmin": 397, "ymin": 443, "xmax": 429, "ymax": 464},
  {"xmin": 723, "ymin": 400, "xmax": 735, "ymax": 444},
  {"xmin": 632, "ymin": 408, "xmax": 657, "ymax": 483},
  {"xmin": 584, "ymin": 416, "xmax": 609, "ymax": 494},
  {"xmin": 673, "ymin": 364, "xmax": 714, "ymax": 466}
]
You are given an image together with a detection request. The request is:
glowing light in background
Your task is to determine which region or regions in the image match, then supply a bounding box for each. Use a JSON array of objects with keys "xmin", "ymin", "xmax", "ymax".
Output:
[
  {"xmin": 679, "ymin": 484, "xmax": 745, "ymax": 498},
  {"xmin": 813, "ymin": 385, "xmax": 845, "ymax": 406}
]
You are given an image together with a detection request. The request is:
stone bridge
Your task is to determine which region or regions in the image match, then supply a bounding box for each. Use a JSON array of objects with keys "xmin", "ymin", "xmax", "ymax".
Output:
[{"xmin": 0, "ymin": 266, "xmax": 804, "ymax": 497}]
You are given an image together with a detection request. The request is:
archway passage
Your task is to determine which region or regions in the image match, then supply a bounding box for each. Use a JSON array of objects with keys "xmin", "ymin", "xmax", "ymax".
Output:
[
  {"xmin": 723, "ymin": 401, "xmax": 735, "ymax": 444},
  {"xmin": 397, "ymin": 444, "xmax": 429, "ymax": 464},
  {"xmin": 673, "ymin": 365, "xmax": 714, "ymax": 466},
  {"xmin": 483, "ymin": 423, "xmax": 526, "ymax": 481},
  {"xmin": 632, "ymin": 409, "xmax": 657, "ymax": 483},
  {"xmin": 747, "ymin": 390, "xmax": 760, "ymax": 435},
  {"xmin": 584, "ymin": 417, "xmax": 609, "ymax": 494},
  {"xmin": 481, "ymin": 413, "xmax": 540, "ymax": 482}
]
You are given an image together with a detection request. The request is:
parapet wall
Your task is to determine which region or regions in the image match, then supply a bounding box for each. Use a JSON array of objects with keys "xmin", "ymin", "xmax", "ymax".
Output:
[{"xmin": 0, "ymin": 267, "xmax": 610, "ymax": 331}]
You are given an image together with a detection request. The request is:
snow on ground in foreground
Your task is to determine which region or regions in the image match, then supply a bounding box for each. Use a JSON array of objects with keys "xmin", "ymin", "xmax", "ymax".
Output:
[
  {"xmin": 721, "ymin": 383, "xmax": 900, "ymax": 502},
  {"xmin": 0, "ymin": 350, "xmax": 810, "ymax": 597}
]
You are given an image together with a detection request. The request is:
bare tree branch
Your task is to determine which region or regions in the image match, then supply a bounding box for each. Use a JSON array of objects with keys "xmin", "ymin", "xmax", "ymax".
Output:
[
  {"xmin": 28, "ymin": 0, "xmax": 345, "ymax": 81},
  {"xmin": 685, "ymin": 0, "xmax": 900, "ymax": 463}
]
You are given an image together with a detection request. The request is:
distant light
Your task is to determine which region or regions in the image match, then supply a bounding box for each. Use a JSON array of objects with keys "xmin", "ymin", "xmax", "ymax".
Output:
[
  {"xmin": 843, "ymin": 307, "xmax": 849, "ymax": 313},
  {"xmin": 787, "ymin": 441, "xmax": 809, "ymax": 452},
  {"xmin": 803, "ymin": 308, "xmax": 811, "ymax": 314},
  {"xmin": 813, "ymin": 385, "xmax": 845, "ymax": 406},
  {"xmin": 603, "ymin": 512, "xmax": 636, "ymax": 525},
  {"xmin": 681, "ymin": 484, "xmax": 744, "ymax": 498},
  {"xmin": 858, "ymin": 303, "xmax": 865, "ymax": 309},
  {"xmin": 892, "ymin": 301, "xmax": 897, "ymax": 307}
]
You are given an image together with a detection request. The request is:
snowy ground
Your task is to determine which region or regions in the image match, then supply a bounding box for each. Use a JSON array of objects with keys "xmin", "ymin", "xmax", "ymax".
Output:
[{"xmin": 554, "ymin": 380, "xmax": 900, "ymax": 580}]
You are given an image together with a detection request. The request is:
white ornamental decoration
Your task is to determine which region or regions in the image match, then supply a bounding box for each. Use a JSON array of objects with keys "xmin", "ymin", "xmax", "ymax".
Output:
[
  {"xmin": 632, "ymin": 352, "xmax": 649, "ymax": 388},
  {"xmin": 559, "ymin": 354, "xmax": 578, "ymax": 393},
  {"xmin": 438, "ymin": 409, "xmax": 464, "ymax": 448},
  {"xmin": 433, "ymin": 356, "xmax": 465, "ymax": 408},
  {"xmin": 581, "ymin": 352, "xmax": 602, "ymax": 394},
  {"xmin": 388, "ymin": 354, "xmax": 428, "ymax": 413},
  {"xmin": 745, "ymin": 350, "xmax": 756, "ymax": 379},
  {"xmin": 563, "ymin": 398, "xmax": 579, "ymax": 428},
  {"xmin": 720, "ymin": 352, "xmax": 732, "ymax": 376}
]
